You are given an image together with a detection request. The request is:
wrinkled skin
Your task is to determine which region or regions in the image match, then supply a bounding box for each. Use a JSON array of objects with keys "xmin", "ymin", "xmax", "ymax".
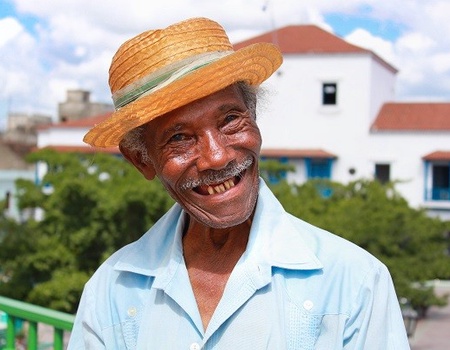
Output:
[{"xmin": 122, "ymin": 84, "xmax": 262, "ymax": 230}]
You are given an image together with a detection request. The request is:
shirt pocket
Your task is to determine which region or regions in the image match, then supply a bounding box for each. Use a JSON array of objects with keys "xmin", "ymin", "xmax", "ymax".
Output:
[
  {"xmin": 103, "ymin": 317, "xmax": 139, "ymax": 350},
  {"xmin": 287, "ymin": 303, "xmax": 323, "ymax": 350},
  {"xmin": 287, "ymin": 303, "xmax": 346, "ymax": 350}
]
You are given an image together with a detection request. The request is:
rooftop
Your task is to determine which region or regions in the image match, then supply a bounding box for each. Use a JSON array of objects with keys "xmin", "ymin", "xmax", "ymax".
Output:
[
  {"xmin": 371, "ymin": 103, "xmax": 450, "ymax": 131},
  {"xmin": 234, "ymin": 24, "xmax": 397, "ymax": 73}
]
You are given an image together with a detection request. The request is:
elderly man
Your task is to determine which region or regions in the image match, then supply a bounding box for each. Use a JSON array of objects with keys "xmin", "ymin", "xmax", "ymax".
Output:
[{"xmin": 68, "ymin": 18, "xmax": 410, "ymax": 349}]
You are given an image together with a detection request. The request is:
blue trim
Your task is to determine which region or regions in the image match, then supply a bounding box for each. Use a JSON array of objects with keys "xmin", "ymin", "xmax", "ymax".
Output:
[
  {"xmin": 424, "ymin": 161, "xmax": 429, "ymax": 201},
  {"xmin": 305, "ymin": 158, "xmax": 332, "ymax": 179},
  {"xmin": 429, "ymin": 161, "xmax": 450, "ymax": 201}
]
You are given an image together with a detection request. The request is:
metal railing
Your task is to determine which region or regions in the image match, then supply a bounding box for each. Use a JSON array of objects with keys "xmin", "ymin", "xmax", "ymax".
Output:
[{"xmin": 0, "ymin": 296, "xmax": 74, "ymax": 350}]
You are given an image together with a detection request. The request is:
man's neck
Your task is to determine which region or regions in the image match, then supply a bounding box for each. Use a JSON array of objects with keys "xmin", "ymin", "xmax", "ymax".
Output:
[{"xmin": 182, "ymin": 216, "xmax": 252, "ymax": 330}]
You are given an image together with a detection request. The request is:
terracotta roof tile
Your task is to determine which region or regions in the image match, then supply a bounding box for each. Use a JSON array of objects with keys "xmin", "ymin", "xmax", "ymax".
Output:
[
  {"xmin": 235, "ymin": 25, "xmax": 365, "ymax": 54},
  {"xmin": 423, "ymin": 151, "xmax": 450, "ymax": 161},
  {"xmin": 371, "ymin": 103, "xmax": 450, "ymax": 131},
  {"xmin": 261, "ymin": 148, "xmax": 337, "ymax": 159},
  {"xmin": 234, "ymin": 24, "xmax": 396, "ymax": 72}
]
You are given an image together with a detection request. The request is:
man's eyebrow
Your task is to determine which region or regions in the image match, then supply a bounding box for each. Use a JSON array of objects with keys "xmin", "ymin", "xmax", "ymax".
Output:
[
  {"xmin": 218, "ymin": 103, "xmax": 247, "ymax": 112},
  {"xmin": 161, "ymin": 123, "xmax": 186, "ymax": 139}
]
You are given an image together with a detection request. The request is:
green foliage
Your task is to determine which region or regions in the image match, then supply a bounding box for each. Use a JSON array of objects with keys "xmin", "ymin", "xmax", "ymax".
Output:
[
  {"xmin": 269, "ymin": 179, "xmax": 450, "ymax": 313},
  {"xmin": 259, "ymin": 159, "xmax": 295, "ymax": 184},
  {"xmin": 0, "ymin": 150, "xmax": 173, "ymax": 312}
]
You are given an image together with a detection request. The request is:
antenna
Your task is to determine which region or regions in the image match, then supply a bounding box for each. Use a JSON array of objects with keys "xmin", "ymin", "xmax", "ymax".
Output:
[{"xmin": 262, "ymin": 0, "xmax": 278, "ymax": 45}]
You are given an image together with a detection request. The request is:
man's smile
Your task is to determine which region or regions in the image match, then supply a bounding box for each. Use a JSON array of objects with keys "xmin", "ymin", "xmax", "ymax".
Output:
[{"xmin": 194, "ymin": 176, "xmax": 238, "ymax": 195}]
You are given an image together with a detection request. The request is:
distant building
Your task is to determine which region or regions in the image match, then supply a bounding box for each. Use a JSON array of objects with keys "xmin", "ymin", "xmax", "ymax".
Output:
[
  {"xmin": 58, "ymin": 89, "xmax": 113, "ymax": 122},
  {"xmin": 3, "ymin": 112, "xmax": 52, "ymax": 146},
  {"xmin": 0, "ymin": 141, "xmax": 34, "ymax": 221}
]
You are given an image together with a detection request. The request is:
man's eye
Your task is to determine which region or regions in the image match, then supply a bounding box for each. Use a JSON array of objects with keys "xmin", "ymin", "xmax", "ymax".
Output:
[
  {"xmin": 224, "ymin": 114, "xmax": 238, "ymax": 124},
  {"xmin": 169, "ymin": 134, "xmax": 185, "ymax": 142}
]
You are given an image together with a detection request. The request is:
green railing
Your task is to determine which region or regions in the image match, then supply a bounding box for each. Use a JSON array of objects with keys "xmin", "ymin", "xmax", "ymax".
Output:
[{"xmin": 0, "ymin": 296, "xmax": 74, "ymax": 350}]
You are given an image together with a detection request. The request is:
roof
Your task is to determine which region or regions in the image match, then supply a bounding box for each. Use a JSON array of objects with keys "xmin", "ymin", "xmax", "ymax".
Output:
[
  {"xmin": 423, "ymin": 151, "xmax": 450, "ymax": 161},
  {"xmin": 234, "ymin": 24, "xmax": 397, "ymax": 73},
  {"xmin": 37, "ymin": 112, "xmax": 112, "ymax": 130},
  {"xmin": 371, "ymin": 103, "xmax": 450, "ymax": 131},
  {"xmin": 0, "ymin": 142, "xmax": 32, "ymax": 170},
  {"xmin": 261, "ymin": 148, "xmax": 337, "ymax": 159}
]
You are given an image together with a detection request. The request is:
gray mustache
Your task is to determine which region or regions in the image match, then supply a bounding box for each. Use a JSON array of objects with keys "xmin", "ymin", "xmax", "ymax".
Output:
[{"xmin": 180, "ymin": 157, "xmax": 253, "ymax": 190}]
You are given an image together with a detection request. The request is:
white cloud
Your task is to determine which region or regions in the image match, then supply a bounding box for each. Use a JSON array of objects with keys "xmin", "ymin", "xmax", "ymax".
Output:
[
  {"xmin": 345, "ymin": 28, "xmax": 397, "ymax": 66},
  {"xmin": 396, "ymin": 32, "xmax": 436, "ymax": 54},
  {"xmin": 0, "ymin": 17, "xmax": 23, "ymax": 47}
]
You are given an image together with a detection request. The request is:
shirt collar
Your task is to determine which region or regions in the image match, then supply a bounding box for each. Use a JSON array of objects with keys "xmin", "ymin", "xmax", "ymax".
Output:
[{"xmin": 244, "ymin": 179, "xmax": 323, "ymax": 270}]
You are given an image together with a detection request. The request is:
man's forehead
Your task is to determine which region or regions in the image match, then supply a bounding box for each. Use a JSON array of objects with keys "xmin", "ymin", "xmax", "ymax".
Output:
[{"xmin": 151, "ymin": 85, "xmax": 246, "ymax": 128}]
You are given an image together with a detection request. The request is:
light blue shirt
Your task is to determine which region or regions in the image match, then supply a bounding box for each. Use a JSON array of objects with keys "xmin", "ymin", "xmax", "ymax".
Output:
[{"xmin": 68, "ymin": 180, "xmax": 410, "ymax": 349}]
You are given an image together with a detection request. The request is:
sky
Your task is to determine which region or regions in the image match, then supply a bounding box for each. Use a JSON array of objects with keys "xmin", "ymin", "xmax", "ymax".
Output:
[{"xmin": 0, "ymin": 0, "xmax": 450, "ymax": 129}]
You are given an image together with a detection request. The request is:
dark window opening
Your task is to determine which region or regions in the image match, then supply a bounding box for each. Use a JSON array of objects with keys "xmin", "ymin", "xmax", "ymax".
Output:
[
  {"xmin": 432, "ymin": 164, "xmax": 450, "ymax": 200},
  {"xmin": 322, "ymin": 83, "xmax": 337, "ymax": 105},
  {"xmin": 375, "ymin": 164, "xmax": 390, "ymax": 184}
]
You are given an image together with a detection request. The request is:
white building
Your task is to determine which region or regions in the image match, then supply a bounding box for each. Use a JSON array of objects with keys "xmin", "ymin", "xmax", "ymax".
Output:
[{"xmin": 36, "ymin": 24, "xmax": 450, "ymax": 220}]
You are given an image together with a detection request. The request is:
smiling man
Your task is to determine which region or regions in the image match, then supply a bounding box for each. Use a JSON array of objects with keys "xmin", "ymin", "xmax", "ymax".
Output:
[{"xmin": 68, "ymin": 18, "xmax": 410, "ymax": 349}]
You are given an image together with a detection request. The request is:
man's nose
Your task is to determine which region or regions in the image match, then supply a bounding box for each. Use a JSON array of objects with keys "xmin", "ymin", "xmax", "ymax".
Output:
[{"xmin": 196, "ymin": 131, "xmax": 234, "ymax": 171}]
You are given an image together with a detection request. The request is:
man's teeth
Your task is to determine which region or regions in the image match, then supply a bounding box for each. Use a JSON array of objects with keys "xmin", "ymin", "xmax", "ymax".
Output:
[{"xmin": 207, "ymin": 179, "xmax": 235, "ymax": 194}]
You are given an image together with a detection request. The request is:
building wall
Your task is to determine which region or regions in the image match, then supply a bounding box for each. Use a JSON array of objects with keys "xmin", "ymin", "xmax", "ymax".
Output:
[
  {"xmin": 257, "ymin": 51, "xmax": 450, "ymax": 218},
  {"xmin": 37, "ymin": 127, "xmax": 87, "ymax": 148},
  {"xmin": 258, "ymin": 52, "xmax": 394, "ymax": 179}
]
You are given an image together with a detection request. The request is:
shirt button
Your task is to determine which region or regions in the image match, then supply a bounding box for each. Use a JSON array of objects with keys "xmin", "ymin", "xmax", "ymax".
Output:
[
  {"xmin": 127, "ymin": 307, "xmax": 137, "ymax": 317},
  {"xmin": 303, "ymin": 300, "xmax": 314, "ymax": 311},
  {"xmin": 190, "ymin": 343, "xmax": 201, "ymax": 350}
]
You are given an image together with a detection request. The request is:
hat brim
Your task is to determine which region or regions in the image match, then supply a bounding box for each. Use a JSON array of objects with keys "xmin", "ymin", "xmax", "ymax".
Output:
[{"xmin": 83, "ymin": 43, "xmax": 282, "ymax": 147}]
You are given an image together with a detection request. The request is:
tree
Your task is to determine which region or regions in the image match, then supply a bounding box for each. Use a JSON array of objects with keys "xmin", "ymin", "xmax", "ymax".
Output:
[{"xmin": 0, "ymin": 150, "xmax": 173, "ymax": 313}]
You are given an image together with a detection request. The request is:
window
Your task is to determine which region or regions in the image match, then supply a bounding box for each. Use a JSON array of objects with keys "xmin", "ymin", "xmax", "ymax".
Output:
[
  {"xmin": 305, "ymin": 158, "xmax": 332, "ymax": 179},
  {"xmin": 305, "ymin": 158, "xmax": 333, "ymax": 198},
  {"xmin": 375, "ymin": 164, "xmax": 390, "ymax": 184},
  {"xmin": 322, "ymin": 83, "xmax": 337, "ymax": 105},
  {"xmin": 431, "ymin": 163, "xmax": 450, "ymax": 200}
]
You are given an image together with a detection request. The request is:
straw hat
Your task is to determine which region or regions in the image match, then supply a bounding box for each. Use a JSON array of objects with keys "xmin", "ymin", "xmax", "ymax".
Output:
[{"xmin": 83, "ymin": 17, "xmax": 283, "ymax": 147}]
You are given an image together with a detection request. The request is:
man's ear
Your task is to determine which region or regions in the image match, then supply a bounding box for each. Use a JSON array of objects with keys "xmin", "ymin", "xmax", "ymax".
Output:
[{"xmin": 119, "ymin": 144, "xmax": 156, "ymax": 180}]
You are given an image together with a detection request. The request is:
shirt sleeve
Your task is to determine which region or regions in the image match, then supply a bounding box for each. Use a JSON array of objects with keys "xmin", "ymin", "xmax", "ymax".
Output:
[
  {"xmin": 343, "ymin": 263, "xmax": 410, "ymax": 349},
  {"xmin": 67, "ymin": 284, "xmax": 106, "ymax": 349}
]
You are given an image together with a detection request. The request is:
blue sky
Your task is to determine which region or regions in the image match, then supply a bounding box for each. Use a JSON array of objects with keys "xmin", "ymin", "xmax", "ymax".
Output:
[
  {"xmin": 0, "ymin": 0, "xmax": 449, "ymax": 129},
  {"xmin": 0, "ymin": 0, "xmax": 38, "ymax": 34},
  {"xmin": 324, "ymin": 13, "xmax": 403, "ymax": 41}
]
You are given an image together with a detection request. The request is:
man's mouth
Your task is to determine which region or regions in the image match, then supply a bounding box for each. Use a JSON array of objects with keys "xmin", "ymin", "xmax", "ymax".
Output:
[{"xmin": 194, "ymin": 175, "xmax": 241, "ymax": 195}]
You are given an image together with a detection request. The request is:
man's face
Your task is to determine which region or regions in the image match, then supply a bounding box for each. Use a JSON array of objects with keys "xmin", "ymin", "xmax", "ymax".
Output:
[{"xmin": 143, "ymin": 84, "xmax": 262, "ymax": 229}]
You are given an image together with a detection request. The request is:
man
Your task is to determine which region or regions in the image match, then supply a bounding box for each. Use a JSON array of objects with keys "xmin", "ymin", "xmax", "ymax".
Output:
[{"xmin": 69, "ymin": 17, "xmax": 410, "ymax": 349}]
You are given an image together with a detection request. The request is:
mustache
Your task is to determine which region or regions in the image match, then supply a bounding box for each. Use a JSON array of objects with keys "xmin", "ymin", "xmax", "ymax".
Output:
[{"xmin": 180, "ymin": 156, "xmax": 253, "ymax": 190}]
